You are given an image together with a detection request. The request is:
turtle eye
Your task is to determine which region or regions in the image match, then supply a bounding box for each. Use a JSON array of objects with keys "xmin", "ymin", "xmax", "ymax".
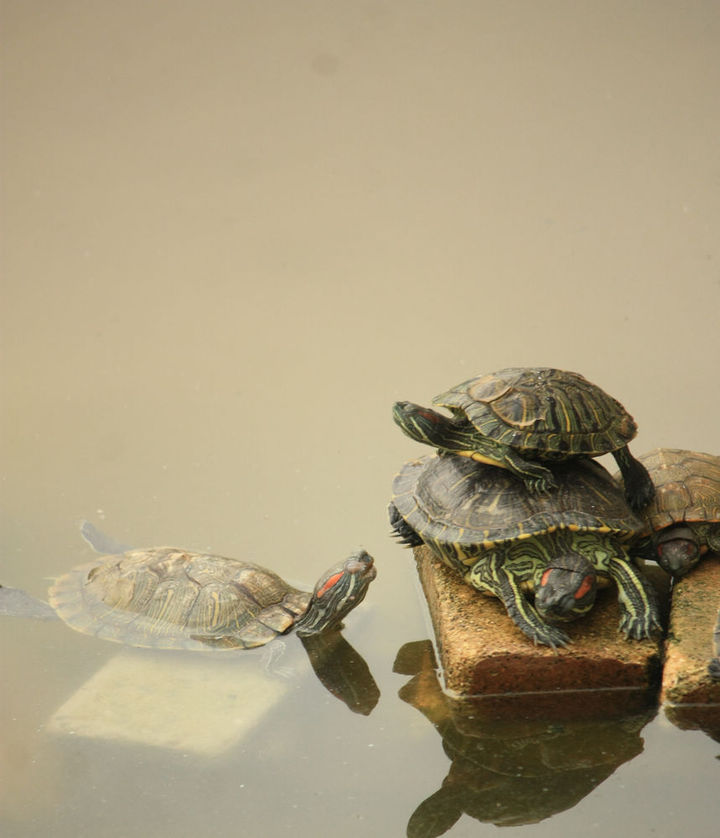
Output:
[{"xmin": 316, "ymin": 571, "xmax": 344, "ymax": 598}]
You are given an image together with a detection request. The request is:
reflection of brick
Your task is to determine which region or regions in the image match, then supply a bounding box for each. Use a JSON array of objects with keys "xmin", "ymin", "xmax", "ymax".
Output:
[
  {"xmin": 662, "ymin": 556, "xmax": 720, "ymax": 707},
  {"xmin": 413, "ymin": 545, "xmax": 667, "ymax": 718}
]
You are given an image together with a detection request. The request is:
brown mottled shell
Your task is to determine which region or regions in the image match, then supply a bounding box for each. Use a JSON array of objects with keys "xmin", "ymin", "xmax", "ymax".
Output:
[
  {"xmin": 433, "ymin": 367, "xmax": 637, "ymax": 456},
  {"xmin": 47, "ymin": 548, "xmax": 311, "ymax": 651},
  {"xmin": 636, "ymin": 448, "xmax": 720, "ymax": 535}
]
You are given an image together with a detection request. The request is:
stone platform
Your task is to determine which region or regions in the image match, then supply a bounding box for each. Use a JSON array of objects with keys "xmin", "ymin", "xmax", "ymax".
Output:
[
  {"xmin": 661, "ymin": 556, "xmax": 720, "ymax": 734},
  {"xmin": 413, "ymin": 545, "xmax": 668, "ymax": 719}
]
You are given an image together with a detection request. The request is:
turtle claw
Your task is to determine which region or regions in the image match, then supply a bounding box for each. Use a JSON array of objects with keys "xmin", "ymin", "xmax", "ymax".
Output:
[
  {"xmin": 528, "ymin": 623, "xmax": 571, "ymax": 651},
  {"xmin": 525, "ymin": 474, "xmax": 559, "ymax": 496},
  {"xmin": 618, "ymin": 610, "xmax": 662, "ymax": 641}
]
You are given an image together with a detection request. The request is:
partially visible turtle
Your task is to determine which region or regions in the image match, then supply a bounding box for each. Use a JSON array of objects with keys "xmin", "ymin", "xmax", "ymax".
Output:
[
  {"xmin": 631, "ymin": 448, "xmax": 720, "ymax": 577},
  {"xmin": 389, "ymin": 454, "xmax": 660, "ymax": 648},
  {"xmin": 393, "ymin": 367, "xmax": 654, "ymax": 511}
]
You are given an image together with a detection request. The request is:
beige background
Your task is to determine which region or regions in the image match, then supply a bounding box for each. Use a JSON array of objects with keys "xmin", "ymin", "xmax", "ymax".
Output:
[{"xmin": 2, "ymin": 2, "xmax": 719, "ymax": 836}]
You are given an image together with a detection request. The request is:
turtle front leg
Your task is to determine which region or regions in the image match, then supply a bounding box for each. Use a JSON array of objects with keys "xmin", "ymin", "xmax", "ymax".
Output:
[
  {"xmin": 612, "ymin": 446, "xmax": 655, "ymax": 511},
  {"xmin": 467, "ymin": 554, "xmax": 570, "ymax": 650},
  {"xmin": 607, "ymin": 554, "xmax": 662, "ymax": 640}
]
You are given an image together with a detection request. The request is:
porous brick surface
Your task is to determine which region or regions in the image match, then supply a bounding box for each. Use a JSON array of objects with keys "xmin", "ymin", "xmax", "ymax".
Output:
[
  {"xmin": 414, "ymin": 545, "xmax": 666, "ymax": 716},
  {"xmin": 661, "ymin": 556, "xmax": 720, "ymax": 708}
]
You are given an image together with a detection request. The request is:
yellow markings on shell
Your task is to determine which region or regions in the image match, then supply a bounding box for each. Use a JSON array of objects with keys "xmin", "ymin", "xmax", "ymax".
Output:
[
  {"xmin": 556, "ymin": 396, "xmax": 574, "ymax": 433},
  {"xmin": 209, "ymin": 590, "xmax": 222, "ymax": 629}
]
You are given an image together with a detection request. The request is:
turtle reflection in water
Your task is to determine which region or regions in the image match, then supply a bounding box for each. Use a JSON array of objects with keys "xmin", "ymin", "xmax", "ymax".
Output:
[
  {"xmin": 394, "ymin": 640, "xmax": 654, "ymax": 835},
  {"xmin": 0, "ymin": 522, "xmax": 379, "ymax": 715}
]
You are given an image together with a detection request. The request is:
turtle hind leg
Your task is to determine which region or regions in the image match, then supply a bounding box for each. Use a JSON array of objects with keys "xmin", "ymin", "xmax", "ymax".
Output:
[
  {"xmin": 388, "ymin": 503, "xmax": 424, "ymax": 548},
  {"xmin": 463, "ymin": 441, "xmax": 558, "ymax": 495},
  {"xmin": 612, "ymin": 446, "xmax": 655, "ymax": 511},
  {"xmin": 467, "ymin": 555, "xmax": 570, "ymax": 650}
]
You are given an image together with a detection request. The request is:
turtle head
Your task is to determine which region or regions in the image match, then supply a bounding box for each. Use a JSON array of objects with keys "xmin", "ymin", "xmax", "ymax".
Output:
[
  {"xmin": 655, "ymin": 526, "xmax": 702, "ymax": 577},
  {"xmin": 392, "ymin": 401, "xmax": 453, "ymax": 448},
  {"xmin": 294, "ymin": 550, "xmax": 376, "ymax": 636},
  {"xmin": 534, "ymin": 554, "xmax": 597, "ymax": 623}
]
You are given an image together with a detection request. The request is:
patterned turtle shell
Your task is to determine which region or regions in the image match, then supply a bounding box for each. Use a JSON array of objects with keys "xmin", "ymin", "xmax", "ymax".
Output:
[
  {"xmin": 635, "ymin": 448, "xmax": 720, "ymax": 535},
  {"xmin": 433, "ymin": 367, "xmax": 637, "ymax": 457},
  {"xmin": 48, "ymin": 547, "xmax": 368, "ymax": 651},
  {"xmin": 391, "ymin": 454, "xmax": 640, "ymax": 564}
]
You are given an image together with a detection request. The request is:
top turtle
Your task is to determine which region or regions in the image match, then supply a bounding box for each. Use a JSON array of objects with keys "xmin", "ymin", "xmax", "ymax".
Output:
[{"xmin": 393, "ymin": 367, "xmax": 654, "ymax": 511}]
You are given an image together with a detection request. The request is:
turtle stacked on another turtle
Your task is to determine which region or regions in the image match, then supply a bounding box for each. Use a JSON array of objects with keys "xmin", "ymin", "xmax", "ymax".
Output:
[
  {"xmin": 390, "ymin": 368, "xmax": 661, "ymax": 648},
  {"xmin": 393, "ymin": 367, "xmax": 655, "ymax": 511}
]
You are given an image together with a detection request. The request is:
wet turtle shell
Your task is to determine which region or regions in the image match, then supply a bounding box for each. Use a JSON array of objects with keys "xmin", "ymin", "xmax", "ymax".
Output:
[
  {"xmin": 48, "ymin": 547, "xmax": 376, "ymax": 652},
  {"xmin": 433, "ymin": 368, "xmax": 637, "ymax": 459}
]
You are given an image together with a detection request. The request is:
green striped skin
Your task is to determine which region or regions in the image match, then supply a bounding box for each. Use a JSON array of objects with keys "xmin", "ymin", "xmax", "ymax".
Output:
[
  {"xmin": 294, "ymin": 552, "xmax": 376, "ymax": 636},
  {"xmin": 393, "ymin": 367, "xmax": 654, "ymax": 511},
  {"xmin": 630, "ymin": 448, "xmax": 720, "ymax": 577},
  {"xmin": 48, "ymin": 548, "xmax": 375, "ymax": 651},
  {"xmin": 390, "ymin": 454, "xmax": 661, "ymax": 648}
]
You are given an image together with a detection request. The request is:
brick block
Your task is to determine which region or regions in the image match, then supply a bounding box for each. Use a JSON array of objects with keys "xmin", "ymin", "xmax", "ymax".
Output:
[
  {"xmin": 413, "ymin": 545, "xmax": 667, "ymax": 718},
  {"xmin": 661, "ymin": 556, "xmax": 720, "ymax": 732}
]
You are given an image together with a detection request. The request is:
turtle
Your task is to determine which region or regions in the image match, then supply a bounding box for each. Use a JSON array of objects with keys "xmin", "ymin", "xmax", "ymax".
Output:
[
  {"xmin": 389, "ymin": 453, "xmax": 661, "ymax": 648},
  {"xmin": 392, "ymin": 367, "xmax": 654, "ymax": 511},
  {"xmin": 43, "ymin": 523, "xmax": 376, "ymax": 650},
  {"xmin": 628, "ymin": 448, "xmax": 720, "ymax": 577},
  {"xmin": 0, "ymin": 522, "xmax": 379, "ymax": 713}
]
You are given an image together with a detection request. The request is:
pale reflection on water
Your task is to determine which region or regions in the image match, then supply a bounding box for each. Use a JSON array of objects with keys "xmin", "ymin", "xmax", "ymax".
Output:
[{"xmin": 2, "ymin": 2, "xmax": 720, "ymax": 837}]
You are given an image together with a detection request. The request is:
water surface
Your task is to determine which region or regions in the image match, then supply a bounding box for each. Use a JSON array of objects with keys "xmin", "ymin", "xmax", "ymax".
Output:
[{"xmin": 2, "ymin": 2, "xmax": 719, "ymax": 836}]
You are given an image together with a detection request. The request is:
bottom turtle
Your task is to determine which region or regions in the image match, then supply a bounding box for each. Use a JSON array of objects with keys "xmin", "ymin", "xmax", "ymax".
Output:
[
  {"xmin": 389, "ymin": 454, "xmax": 660, "ymax": 649},
  {"xmin": 1, "ymin": 522, "xmax": 379, "ymax": 713}
]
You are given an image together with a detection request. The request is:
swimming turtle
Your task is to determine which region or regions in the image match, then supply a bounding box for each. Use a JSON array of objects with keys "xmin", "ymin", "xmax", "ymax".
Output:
[
  {"xmin": 389, "ymin": 453, "xmax": 660, "ymax": 648},
  {"xmin": 35, "ymin": 523, "xmax": 376, "ymax": 649},
  {"xmin": 392, "ymin": 367, "xmax": 654, "ymax": 511},
  {"xmin": 630, "ymin": 448, "xmax": 720, "ymax": 577},
  {"xmin": 0, "ymin": 523, "xmax": 379, "ymax": 713}
]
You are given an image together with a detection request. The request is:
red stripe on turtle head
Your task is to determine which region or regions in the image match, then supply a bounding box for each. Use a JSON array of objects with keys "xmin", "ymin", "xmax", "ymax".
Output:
[
  {"xmin": 574, "ymin": 575, "xmax": 595, "ymax": 600},
  {"xmin": 316, "ymin": 571, "xmax": 344, "ymax": 598}
]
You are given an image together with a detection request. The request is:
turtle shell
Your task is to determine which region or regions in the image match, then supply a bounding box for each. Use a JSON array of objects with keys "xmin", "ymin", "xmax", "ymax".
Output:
[
  {"xmin": 635, "ymin": 448, "xmax": 720, "ymax": 534},
  {"xmin": 433, "ymin": 367, "xmax": 637, "ymax": 457},
  {"xmin": 391, "ymin": 454, "xmax": 640, "ymax": 561},
  {"xmin": 47, "ymin": 547, "xmax": 311, "ymax": 651}
]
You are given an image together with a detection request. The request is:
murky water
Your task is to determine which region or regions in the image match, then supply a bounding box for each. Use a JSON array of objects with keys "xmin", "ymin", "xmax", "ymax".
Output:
[{"xmin": 2, "ymin": 2, "xmax": 719, "ymax": 836}]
